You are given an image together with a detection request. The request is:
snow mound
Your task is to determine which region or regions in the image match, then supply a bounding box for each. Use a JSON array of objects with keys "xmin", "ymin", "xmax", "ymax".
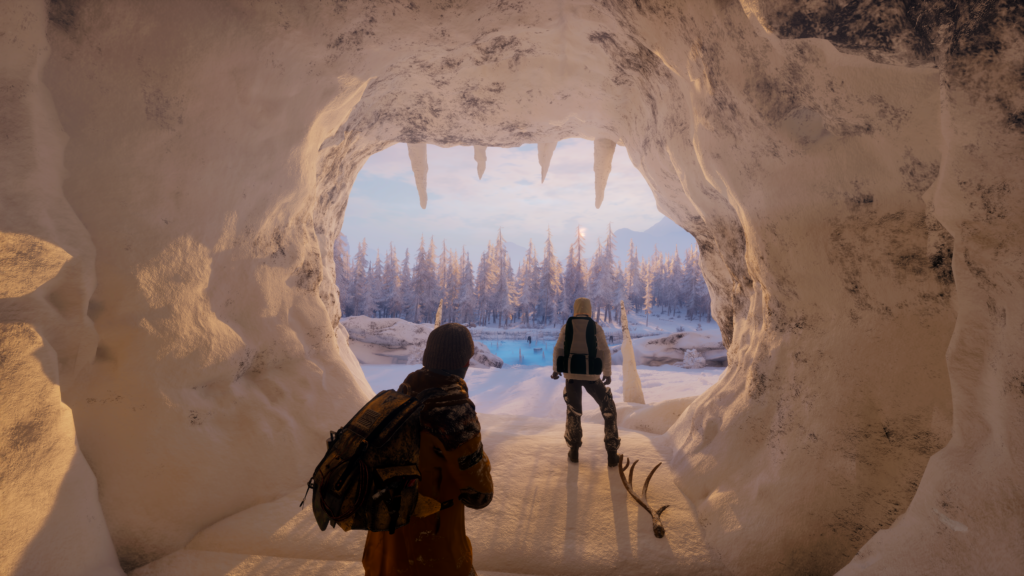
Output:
[
  {"xmin": 342, "ymin": 316, "xmax": 503, "ymax": 368},
  {"xmin": 584, "ymin": 397, "xmax": 697, "ymax": 436},
  {"xmin": 611, "ymin": 331, "xmax": 725, "ymax": 368}
]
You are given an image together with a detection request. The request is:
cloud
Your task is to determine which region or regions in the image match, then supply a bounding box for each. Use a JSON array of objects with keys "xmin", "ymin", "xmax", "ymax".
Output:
[{"xmin": 343, "ymin": 139, "xmax": 664, "ymax": 261}]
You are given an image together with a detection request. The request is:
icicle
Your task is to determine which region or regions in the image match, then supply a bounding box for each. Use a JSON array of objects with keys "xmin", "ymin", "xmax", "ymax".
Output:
[
  {"xmin": 538, "ymin": 142, "xmax": 557, "ymax": 183},
  {"xmin": 435, "ymin": 299, "xmax": 443, "ymax": 328},
  {"xmin": 593, "ymin": 138, "xmax": 616, "ymax": 209},
  {"xmin": 473, "ymin": 145, "xmax": 487, "ymax": 179},
  {"xmin": 620, "ymin": 300, "xmax": 645, "ymax": 404},
  {"xmin": 407, "ymin": 142, "xmax": 428, "ymax": 209}
]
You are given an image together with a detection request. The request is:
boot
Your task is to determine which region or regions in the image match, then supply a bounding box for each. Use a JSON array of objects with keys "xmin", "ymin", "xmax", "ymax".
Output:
[
  {"xmin": 568, "ymin": 446, "xmax": 579, "ymax": 463},
  {"xmin": 608, "ymin": 450, "xmax": 620, "ymax": 468}
]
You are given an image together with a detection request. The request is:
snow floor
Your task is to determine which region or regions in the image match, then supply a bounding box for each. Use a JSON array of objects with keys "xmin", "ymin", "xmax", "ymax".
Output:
[{"xmin": 132, "ymin": 365, "xmax": 726, "ymax": 575}]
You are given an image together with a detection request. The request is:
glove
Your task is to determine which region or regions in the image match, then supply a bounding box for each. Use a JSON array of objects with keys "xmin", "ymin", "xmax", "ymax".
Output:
[
  {"xmin": 551, "ymin": 371, "xmax": 560, "ymax": 380},
  {"xmin": 601, "ymin": 375, "xmax": 611, "ymax": 385}
]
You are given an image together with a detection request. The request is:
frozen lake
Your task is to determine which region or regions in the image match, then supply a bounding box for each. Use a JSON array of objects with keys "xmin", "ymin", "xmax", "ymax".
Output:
[
  {"xmin": 361, "ymin": 364, "xmax": 726, "ymax": 422},
  {"xmin": 478, "ymin": 338, "xmax": 555, "ymax": 367}
]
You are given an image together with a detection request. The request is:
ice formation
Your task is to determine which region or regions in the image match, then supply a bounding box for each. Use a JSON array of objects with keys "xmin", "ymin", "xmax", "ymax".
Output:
[
  {"xmin": 537, "ymin": 142, "xmax": 557, "ymax": 183},
  {"xmin": 593, "ymin": 139, "xmax": 617, "ymax": 209},
  {"xmin": 473, "ymin": 145, "xmax": 487, "ymax": 179},
  {"xmin": 3, "ymin": 0, "xmax": 1022, "ymax": 575},
  {"xmin": 407, "ymin": 143, "xmax": 429, "ymax": 209},
  {"xmin": 619, "ymin": 302, "xmax": 646, "ymax": 404}
]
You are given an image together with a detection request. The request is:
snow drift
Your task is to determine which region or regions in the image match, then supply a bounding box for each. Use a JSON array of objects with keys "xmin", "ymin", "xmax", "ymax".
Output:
[
  {"xmin": 2, "ymin": 0, "xmax": 1022, "ymax": 574},
  {"xmin": 342, "ymin": 316, "xmax": 503, "ymax": 368}
]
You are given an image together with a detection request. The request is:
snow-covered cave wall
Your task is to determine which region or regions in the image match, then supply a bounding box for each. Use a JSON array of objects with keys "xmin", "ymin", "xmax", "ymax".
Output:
[{"xmin": 1, "ymin": 0, "xmax": 1020, "ymax": 574}]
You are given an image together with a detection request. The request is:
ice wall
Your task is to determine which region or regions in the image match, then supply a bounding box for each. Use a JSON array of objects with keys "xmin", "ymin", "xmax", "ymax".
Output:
[{"xmin": 1, "ymin": 0, "xmax": 1020, "ymax": 574}]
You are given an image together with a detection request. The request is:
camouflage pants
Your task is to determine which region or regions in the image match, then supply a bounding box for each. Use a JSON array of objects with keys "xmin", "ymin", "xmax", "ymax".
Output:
[{"xmin": 563, "ymin": 379, "xmax": 620, "ymax": 452}]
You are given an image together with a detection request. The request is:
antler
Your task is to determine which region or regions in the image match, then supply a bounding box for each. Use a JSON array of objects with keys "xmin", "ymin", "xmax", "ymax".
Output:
[{"xmin": 617, "ymin": 455, "xmax": 670, "ymax": 538}]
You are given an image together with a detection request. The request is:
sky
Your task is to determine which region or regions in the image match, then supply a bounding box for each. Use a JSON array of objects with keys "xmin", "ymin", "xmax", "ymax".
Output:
[{"xmin": 341, "ymin": 138, "xmax": 674, "ymax": 262}]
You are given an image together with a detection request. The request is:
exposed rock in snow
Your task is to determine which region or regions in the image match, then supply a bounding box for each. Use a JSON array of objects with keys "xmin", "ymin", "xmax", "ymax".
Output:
[
  {"xmin": 537, "ymin": 141, "xmax": 557, "ymax": 183},
  {"xmin": 593, "ymin": 138, "xmax": 616, "ymax": 209},
  {"xmin": 3, "ymin": 0, "xmax": 1022, "ymax": 573},
  {"xmin": 611, "ymin": 331, "xmax": 725, "ymax": 369},
  {"xmin": 342, "ymin": 316, "xmax": 502, "ymax": 368}
]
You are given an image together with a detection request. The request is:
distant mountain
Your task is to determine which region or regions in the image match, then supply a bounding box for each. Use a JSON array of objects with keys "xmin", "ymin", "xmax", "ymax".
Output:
[
  {"xmin": 612, "ymin": 217, "xmax": 696, "ymax": 264},
  {"xmin": 342, "ymin": 217, "xmax": 696, "ymax": 270}
]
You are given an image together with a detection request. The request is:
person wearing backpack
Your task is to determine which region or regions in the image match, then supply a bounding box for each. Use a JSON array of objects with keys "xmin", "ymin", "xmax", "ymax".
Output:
[
  {"xmin": 362, "ymin": 323, "xmax": 493, "ymax": 576},
  {"xmin": 551, "ymin": 297, "xmax": 619, "ymax": 467}
]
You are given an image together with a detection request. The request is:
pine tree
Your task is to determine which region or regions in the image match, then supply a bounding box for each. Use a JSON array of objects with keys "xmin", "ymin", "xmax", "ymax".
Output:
[
  {"xmin": 670, "ymin": 247, "xmax": 685, "ymax": 316},
  {"xmin": 642, "ymin": 258, "xmax": 654, "ymax": 324},
  {"xmin": 400, "ymin": 248, "xmax": 413, "ymax": 320},
  {"xmin": 476, "ymin": 241, "xmax": 494, "ymax": 324},
  {"xmin": 563, "ymin": 226, "xmax": 588, "ymax": 314},
  {"xmin": 351, "ymin": 239, "xmax": 376, "ymax": 317},
  {"xmin": 538, "ymin": 229, "xmax": 563, "ymax": 325},
  {"xmin": 382, "ymin": 244, "xmax": 402, "ymax": 318},
  {"xmin": 491, "ymin": 230, "xmax": 514, "ymax": 326},
  {"xmin": 411, "ymin": 236, "xmax": 437, "ymax": 323},
  {"xmin": 334, "ymin": 233, "xmax": 352, "ymax": 317},
  {"xmin": 371, "ymin": 250, "xmax": 384, "ymax": 317},
  {"xmin": 457, "ymin": 249, "xmax": 476, "ymax": 323},
  {"xmin": 625, "ymin": 240, "xmax": 643, "ymax": 313},
  {"xmin": 519, "ymin": 240, "xmax": 540, "ymax": 325},
  {"xmin": 601, "ymin": 225, "xmax": 622, "ymax": 323}
]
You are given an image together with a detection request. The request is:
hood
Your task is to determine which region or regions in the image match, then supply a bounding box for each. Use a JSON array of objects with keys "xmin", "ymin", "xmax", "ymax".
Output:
[
  {"xmin": 573, "ymin": 297, "xmax": 592, "ymax": 316},
  {"xmin": 402, "ymin": 368, "xmax": 468, "ymax": 395}
]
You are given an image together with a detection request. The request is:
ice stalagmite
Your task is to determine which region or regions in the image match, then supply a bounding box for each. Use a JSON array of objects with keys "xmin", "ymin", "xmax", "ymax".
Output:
[
  {"xmin": 593, "ymin": 138, "xmax": 616, "ymax": 209},
  {"xmin": 473, "ymin": 145, "xmax": 487, "ymax": 179},
  {"xmin": 407, "ymin": 142, "xmax": 429, "ymax": 208},
  {"xmin": 620, "ymin": 301, "xmax": 645, "ymax": 404},
  {"xmin": 537, "ymin": 141, "xmax": 557, "ymax": 183}
]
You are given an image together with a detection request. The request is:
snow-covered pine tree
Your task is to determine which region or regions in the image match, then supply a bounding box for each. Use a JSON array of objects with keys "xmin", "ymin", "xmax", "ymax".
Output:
[
  {"xmin": 538, "ymin": 229, "xmax": 563, "ymax": 325},
  {"xmin": 519, "ymin": 240, "xmax": 540, "ymax": 326},
  {"xmin": 642, "ymin": 258, "xmax": 654, "ymax": 324},
  {"xmin": 589, "ymin": 238, "xmax": 606, "ymax": 322},
  {"xmin": 334, "ymin": 233, "xmax": 352, "ymax": 317},
  {"xmin": 685, "ymin": 247, "xmax": 712, "ymax": 321},
  {"xmin": 670, "ymin": 247, "xmax": 685, "ymax": 317},
  {"xmin": 563, "ymin": 226, "xmax": 588, "ymax": 315},
  {"xmin": 371, "ymin": 250, "xmax": 384, "ymax": 317},
  {"xmin": 491, "ymin": 230, "xmax": 514, "ymax": 327},
  {"xmin": 400, "ymin": 248, "xmax": 412, "ymax": 320},
  {"xmin": 476, "ymin": 241, "xmax": 494, "ymax": 324},
  {"xmin": 382, "ymin": 244, "xmax": 402, "ymax": 318},
  {"xmin": 595, "ymin": 224, "xmax": 620, "ymax": 323},
  {"xmin": 411, "ymin": 236, "xmax": 438, "ymax": 323},
  {"xmin": 457, "ymin": 249, "xmax": 476, "ymax": 323},
  {"xmin": 626, "ymin": 240, "xmax": 643, "ymax": 313},
  {"xmin": 352, "ymin": 239, "xmax": 376, "ymax": 317}
]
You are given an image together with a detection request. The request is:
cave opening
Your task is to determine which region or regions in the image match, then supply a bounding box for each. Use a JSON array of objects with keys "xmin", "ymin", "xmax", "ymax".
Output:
[{"xmin": 5, "ymin": 1, "xmax": 1022, "ymax": 575}]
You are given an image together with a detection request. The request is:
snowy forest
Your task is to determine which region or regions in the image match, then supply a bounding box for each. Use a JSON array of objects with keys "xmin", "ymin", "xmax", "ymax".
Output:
[{"xmin": 335, "ymin": 225, "xmax": 713, "ymax": 327}]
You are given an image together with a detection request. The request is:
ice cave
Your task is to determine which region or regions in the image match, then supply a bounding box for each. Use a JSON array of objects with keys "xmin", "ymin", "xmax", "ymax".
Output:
[{"xmin": 2, "ymin": 0, "xmax": 1022, "ymax": 574}]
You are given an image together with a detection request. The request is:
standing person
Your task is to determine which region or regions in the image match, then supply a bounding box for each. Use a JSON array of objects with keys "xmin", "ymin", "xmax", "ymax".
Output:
[
  {"xmin": 363, "ymin": 323, "xmax": 494, "ymax": 576},
  {"xmin": 551, "ymin": 297, "xmax": 619, "ymax": 466}
]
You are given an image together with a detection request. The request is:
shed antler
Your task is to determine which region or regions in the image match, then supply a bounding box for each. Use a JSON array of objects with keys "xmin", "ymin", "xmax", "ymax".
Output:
[{"xmin": 617, "ymin": 455, "xmax": 670, "ymax": 538}]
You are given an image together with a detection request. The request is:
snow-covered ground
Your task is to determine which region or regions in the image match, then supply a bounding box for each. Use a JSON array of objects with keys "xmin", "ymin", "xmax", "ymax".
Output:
[
  {"xmin": 133, "ymin": 364, "xmax": 726, "ymax": 576},
  {"xmin": 132, "ymin": 356, "xmax": 725, "ymax": 576},
  {"xmin": 365, "ymin": 364, "xmax": 724, "ymax": 435}
]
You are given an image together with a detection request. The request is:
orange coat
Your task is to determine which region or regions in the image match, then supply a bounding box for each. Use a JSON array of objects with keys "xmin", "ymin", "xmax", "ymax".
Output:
[{"xmin": 362, "ymin": 369, "xmax": 493, "ymax": 576}]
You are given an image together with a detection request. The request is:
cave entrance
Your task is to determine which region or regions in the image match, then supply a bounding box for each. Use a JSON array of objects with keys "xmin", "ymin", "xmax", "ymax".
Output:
[{"xmin": 334, "ymin": 139, "xmax": 725, "ymax": 403}]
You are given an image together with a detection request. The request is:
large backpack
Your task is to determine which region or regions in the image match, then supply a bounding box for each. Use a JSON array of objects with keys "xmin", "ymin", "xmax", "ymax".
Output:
[
  {"xmin": 556, "ymin": 315, "xmax": 603, "ymax": 376},
  {"xmin": 301, "ymin": 388, "xmax": 448, "ymax": 534}
]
